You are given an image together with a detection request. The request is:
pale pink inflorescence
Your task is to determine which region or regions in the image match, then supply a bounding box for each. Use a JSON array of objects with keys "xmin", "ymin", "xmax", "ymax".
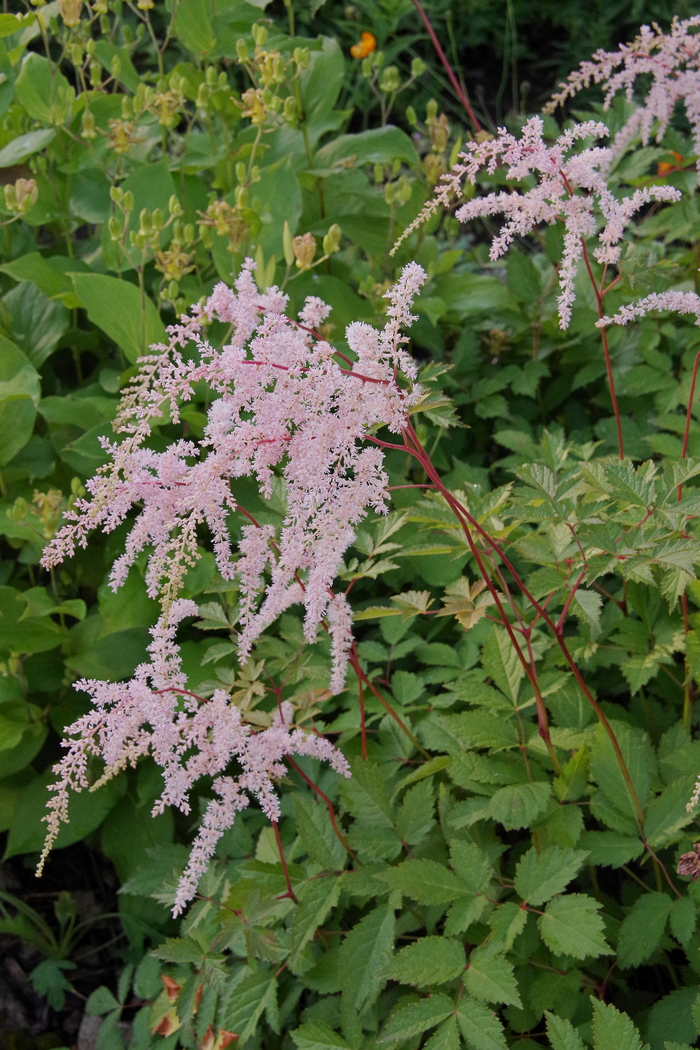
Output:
[
  {"xmin": 545, "ymin": 16, "xmax": 700, "ymax": 171},
  {"xmin": 38, "ymin": 259, "xmax": 427, "ymax": 910},
  {"xmin": 598, "ymin": 290, "xmax": 700, "ymax": 329},
  {"xmin": 395, "ymin": 116, "xmax": 679, "ymax": 329}
]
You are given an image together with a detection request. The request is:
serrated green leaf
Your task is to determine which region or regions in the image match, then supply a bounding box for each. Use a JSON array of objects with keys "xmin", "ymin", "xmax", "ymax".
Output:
[
  {"xmin": 589, "ymin": 720, "xmax": 654, "ymax": 820},
  {"xmin": 489, "ymin": 782, "xmax": 551, "ymax": 829},
  {"xmin": 387, "ymin": 936, "xmax": 465, "ymax": 987},
  {"xmin": 449, "ymin": 840, "xmax": 492, "ymax": 892},
  {"xmin": 378, "ymin": 993, "xmax": 454, "ymax": 1043},
  {"xmin": 545, "ymin": 1011, "xmax": 586, "ymax": 1050},
  {"xmin": 488, "ymin": 902, "xmax": 528, "ymax": 951},
  {"xmin": 464, "ymin": 947, "xmax": 521, "ymax": 1007},
  {"xmin": 644, "ymin": 774, "xmax": 697, "ymax": 848},
  {"xmin": 538, "ymin": 894, "xmax": 611, "ymax": 959},
  {"xmin": 617, "ymin": 892, "xmax": 672, "ymax": 969},
  {"xmin": 482, "ymin": 627, "xmax": 524, "ymax": 703},
  {"xmin": 423, "ymin": 1016, "xmax": 460, "ymax": 1050},
  {"xmin": 375, "ymin": 860, "xmax": 465, "ymax": 904},
  {"xmin": 339, "ymin": 902, "xmax": 395, "ymax": 1015},
  {"xmin": 396, "ymin": 779, "xmax": 435, "ymax": 847},
  {"xmin": 669, "ymin": 895, "xmax": 696, "ymax": 947},
  {"xmin": 291, "ymin": 1021, "xmax": 351, "ymax": 1050},
  {"xmin": 577, "ymin": 831, "xmax": 643, "ymax": 868},
  {"xmin": 289, "ymin": 875, "xmax": 342, "ymax": 969},
  {"xmin": 591, "ymin": 998, "xmax": 645, "ymax": 1050},
  {"xmin": 221, "ymin": 970, "xmax": 277, "ymax": 1045},
  {"xmin": 553, "ymin": 745, "xmax": 590, "ymax": 802},
  {"xmin": 514, "ymin": 846, "xmax": 588, "ymax": 906},
  {"xmin": 293, "ymin": 794, "xmax": 347, "ymax": 871},
  {"xmin": 572, "ymin": 589, "xmax": 603, "ymax": 635},
  {"xmin": 455, "ymin": 995, "xmax": 508, "ymax": 1050}
]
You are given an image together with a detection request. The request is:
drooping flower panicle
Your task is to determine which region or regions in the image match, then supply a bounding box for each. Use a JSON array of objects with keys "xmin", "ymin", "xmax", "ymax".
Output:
[{"xmin": 38, "ymin": 260, "xmax": 427, "ymax": 910}]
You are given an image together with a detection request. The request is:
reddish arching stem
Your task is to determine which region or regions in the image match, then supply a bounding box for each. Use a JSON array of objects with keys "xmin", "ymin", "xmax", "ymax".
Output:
[
  {"xmin": 580, "ymin": 238, "xmax": 624, "ymax": 460},
  {"xmin": 679, "ymin": 348, "xmax": 700, "ymax": 497},
  {"xmin": 271, "ymin": 820, "xmax": 298, "ymax": 903},
  {"xmin": 678, "ymin": 349, "xmax": 700, "ymax": 728},
  {"xmin": 409, "ymin": 0, "xmax": 481, "ymax": 134},
  {"xmin": 348, "ymin": 647, "xmax": 430, "ymax": 760},
  {"xmin": 352, "ymin": 641, "xmax": 368, "ymax": 760},
  {"xmin": 286, "ymin": 756, "xmax": 357, "ymax": 861}
]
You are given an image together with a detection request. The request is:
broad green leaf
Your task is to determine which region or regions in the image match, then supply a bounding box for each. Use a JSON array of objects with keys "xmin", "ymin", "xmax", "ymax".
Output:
[
  {"xmin": 387, "ymin": 936, "xmax": 465, "ymax": 987},
  {"xmin": 4, "ymin": 281, "xmax": 69, "ymax": 368},
  {"xmin": 291, "ymin": 1022, "xmax": 351, "ymax": 1050},
  {"xmin": 514, "ymin": 846, "xmax": 589, "ymax": 906},
  {"xmin": 15, "ymin": 52, "xmax": 70, "ymax": 124},
  {"xmin": 69, "ymin": 273, "xmax": 167, "ymax": 364},
  {"xmin": 0, "ymin": 128, "xmax": 54, "ymax": 167},
  {"xmin": 0, "ymin": 338, "xmax": 40, "ymax": 466},
  {"xmin": 289, "ymin": 875, "xmax": 343, "ymax": 969},
  {"xmin": 553, "ymin": 745, "xmax": 590, "ymax": 802},
  {"xmin": 375, "ymin": 860, "xmax": 464, "ymax": 904},
  {"xmin": 591, "ymin": 998, "xmax": 645, "ymax": 1050},
  {"xmin": 577, "ymin": 831, "xmax": 643, "ymax": 868},
  {"xmin": 221, "ymin": 969, "xmax": 277, "ymax": 1045},
  {"xmin": 339, "ymin": 902, "xmax": 395, "ymax": 1015},
  {"xmin": 172, "ymin": 0, "xmax": 216, "ymax": 54},
  {"xmin": 545, "ymin": 1011, "xmax": 586, "ymax": 1050},
  {"xmin": 571, "ymin": 589, "xmax": 603, "ymax": 635},
  {"xmin": 489, "ymin": 782, "xmax": 551, "ymax": 829},
  {"xmin": 464, "ymin": 947, "xmax": 521, "ymax": 1007},
  {"xmin": 455, "ymin": 995, "xmax": 508, "ymax": 1050},
  {"xmin": 150, "ymin": 935, "xmax": 206, "ymax": 965},
  {"xmin": 617, "ymin": 892, "xmax": 672, "ymax": 969},
  {"xmin": 378, "ymin": 993, "xmax": 454, "ymax": 1043},
  {"xmin": 449, "ymin": 840, "xmax": 492, "ymax": 893},
  {"xmin": 342, "ymin": 760, "xmax": 401, "ymax": 861},
  {"xmin": 647, "ymin": 989, "xmax": 699, "ymax": 1050},
  {"xmin": 538, "ymin": 894, "xmax": 611, "ymax": 959},
  {"xmin": 314, "ymin": 126, "xmax": 420, "ymax": 170}
]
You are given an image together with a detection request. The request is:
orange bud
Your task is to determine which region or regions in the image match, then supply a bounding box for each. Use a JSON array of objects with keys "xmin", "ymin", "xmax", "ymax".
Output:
[{"xmin": 350, "ymin": 32, "xmax": 376, "ymax": 59}]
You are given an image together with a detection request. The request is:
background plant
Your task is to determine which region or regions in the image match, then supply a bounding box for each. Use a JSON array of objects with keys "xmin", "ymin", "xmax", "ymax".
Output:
[{"xmin": 1, "ymin": 3, "xmax": 700, "ymax": 1050}]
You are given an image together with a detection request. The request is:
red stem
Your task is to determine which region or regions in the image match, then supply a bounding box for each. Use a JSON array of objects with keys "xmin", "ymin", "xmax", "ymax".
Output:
[
  {"xmin": 286, "ymin": 756, "xmax": 357, "ymax": 861},
  {"xmin": 409, "ymin": 0, "xmax": 481, "ymax": 133},
  {"xmin": 271, "ymin": 821, "xmax": 298, "ymax": 903},
  {"xmin": 352, "ymin": 641, "xmax": 368, "ymax": 760}
]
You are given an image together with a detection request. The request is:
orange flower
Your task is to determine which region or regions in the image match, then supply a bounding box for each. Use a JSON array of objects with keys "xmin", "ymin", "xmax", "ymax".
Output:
[{"xmin": 350, "ymin": 31, "xmax": 376, "ymax": 59}]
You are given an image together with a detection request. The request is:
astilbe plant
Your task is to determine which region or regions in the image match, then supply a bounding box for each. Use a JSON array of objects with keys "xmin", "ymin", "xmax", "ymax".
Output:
[{"xmin": 37, "ymin": 258, "xmax": 427, "ymax": 913}]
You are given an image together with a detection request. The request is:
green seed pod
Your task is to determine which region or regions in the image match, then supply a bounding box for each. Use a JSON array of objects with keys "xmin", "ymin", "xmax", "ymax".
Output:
[
  {"xmin": 196, "ymin": 83, "xmax": 210, "ymax": 109},
  {"xmin": 250, "ymin": 165, "xmax": 260, "ymax": 183},
  {"xmin": 89, "ymin": 60, "xmax": 101, "ymax": 87},
  {"xmin": 235, "ymin": 162, "xmax": 247, "ymax": 184},
  {"xmin": 70, "ymin": 43, "xmax": 82, "ymax": 67},
  {"xmin": 206, "ymin": 65, "xmax": 217, "ymax": 86},
  {"xmin": 406, "ymin": 105, "xmax": 417, "ymax": 126},
  {"xmin": 183, "ymin": 223, "xmax": 195, "ymax": 244},
  {"xmin": 168, "ymin": 280, "xmax": 179, "ymax": 300},
  {"xmin": 121, "ymin": 95, "xmax": 133, "ymax": 119},
  {"xmin": 218, "ymin": 71, "xmax": 227, "ymax": 88},
  {"xmin": 426, "ymin": 98, "xmax": 438, "ymax": 121},
  {"xmin": 235, "ymin": 185, "xmax": 248, "ymax": 208},
  {"xmin": 86, "ymin": 37, "xmax": 95, "ymax": 55},
  {"xmin": 293, "ymin": 46, "xmax": 310, "ymax": 69}
]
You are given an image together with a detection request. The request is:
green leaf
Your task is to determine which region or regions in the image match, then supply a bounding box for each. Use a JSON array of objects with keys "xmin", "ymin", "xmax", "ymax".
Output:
[
  {"xmin": 396, "ymin": 779, "xmax": 435, "ymax": 847},
  {"xmin": 0, "ymin": 128, "xmax": 54, "ymax": 167},
  {"xmin": 455, "ymin": 995, "xmax": 508, "ymax": 1050},
  {"xmin": 4, "ymin": 282, "xmax": 69, "ymax": 368},
  {"xmin": 449, "ymin": 840, "xmax": 492, "ymax": 892},
  {"xmin": 0, "ymin": 338, "xmax": 40, "ymax": 466},
  {"xmin": 617, "ymin": 892, "xmax": 672, "ymax": 969},
  {"xmin": 293, "ymin": 793, "xmax": 347, "ymax": 870},
  {"xmin": 378, "ymin": 993, "xmax": 454, "ymax": 1043},
  {"xmin": 387, "ymin": 936, "xmax": 465, "ymax": 987},
  {"xmin": 339, "ymin": 902, "xmax": 395, "ymax": 1015},
  {"xmin": 375, "ymin": 860, "xmax": 464, "ymax": 904},
  {"xmin": 514, "ymin": 846, "xmax": 588, "ymax": 906},
  {"xmin": 342, "ymin": 760, "xmax": 401, "ymax": 862},
  {"xmin": 488, "ymin": 902, "xmax": 528, "ymax": 951},
  {"xmin": 423, "ymin": 1016, "xmax": 460, "ymax": 1050},
  {"xmin": 314, "ymin": 126, "xmax": 420, "ymax": 171},
  {"xmin": 15, "ymin": 52, "xmax": 70, "ymax": 124},
  {"xmin": 545, "ymin": 1011, "xmax": 586, "ymax": 1050},
  {"xmin": 289, "ymin": 875, "xmax": 342, "ymax": 969},
  {"xmin": 538, "ymin": 894, "xmax": 611, "ymax": 959},
  {"xmin": 669, "ymin": 895, "xmax": 696, "ymax": 947},
  {"xmin": 221, "ymin": 969, "xmax": 277, "ymax": 1045},
  {"xmin": 644, "ymin": 774, "xmax": 697, "ymax": 848},
  {"xmin": 69, "ymin": 273, "xmax": 167, "ymax": 364},
  {"xmin": 553, "ymin": 745, "xmax": 590, "ymax": 802},
  {"xmin": 464, "ymin": 947, "xmax": 521, "ymax": 1007},
  {"xmin": 591, "ymin": 998, "xmax": 645, "ymax": 1050},
  {"xmin": 647, "ymin": 989, "xmax": 699, "ymax": 1050},
  {"xmin": 291, "ymin": 1022, "xmax": 351, "ymax": 1050},
  {"xmin": 577, "ymin": 831, "xmax": 643, "ymax": 868},
  {"xmin": 571, "ymin": 589, "xmax": 603, "ymax": 635},
  {"xmin": 481, "ymin": 627, "xmax": 524, "ymax": 703},
  {"xmin": 489, "ymin": 782, "xmax": 551, "ymax": 829},
  {"xmin": 172, "ymin": 0, "xmax": 217, "ymax": 54},
  {"xmin": 589, "ymin": 720, "xmax": 654, "ymax": 820}
]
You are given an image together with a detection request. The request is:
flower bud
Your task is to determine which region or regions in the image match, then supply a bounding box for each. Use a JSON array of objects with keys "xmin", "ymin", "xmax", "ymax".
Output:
[
  {"xmin": 196, "ymin": 83, "xmax": 210, "ymax": 110},
  {"xmin": 81, "ymin": 109, "xmax": 96, "ymax": 140},
  {"xmin": 183, "ymin": 223, "xmax": 195, "ymax": 244},
  {"xmin": 395, "ymin": 175, "xmax": 412, "ymax": 205},
  {"xmin": 108, "ymin": 215, "xmax": 122, "ymax": 240},
  {"xmin": 168, "ymin": 280, "xmax": 179, "ymax": 300},
  {"xmin": 236, "ymin": 38, "xmax": 248, "ymax": 62},
  {"xmin": 169, "ymin": 194, "xmax": 183, "ymax": 217},
  {"xmin": 59, "ymin": 0, "xmax": 82, "ymax": 27},
  {"xmin": 152, "ymin": 207, "xmax": 164, "ymax": 231},
  {"xmin": 139, "ymin": 208, "xmax": 153, "ymax": 235},
  {"xmin": 406, "ymin": 105, "xmax": 417, "ymax": 126},
  {"xmin": 283, "ymin": 219, "xmax": 294, "ymax": 268},
  {"xmin": 122, "ymin": 190, "xmax": 134, "ymax": 212},
  {"xmin": 235, "ymin": 161, "xmax": 247, "ymax": 184},
  {"xmin": 323, "ymin": 223, "xmax": 341, "ymax": 254},
  {"xmin": 121, "ymin": 94, "xmax": 133, "ymax": 119},
  {"xmin": 411, "ymin": 57, "xmax": 426, "ymax": 77},
  {"xmin": 86, "ymin": 37, "xmax": 95, "ymax": 54},
  {"xmin": 111, "ymin": 54, "xmax": 121, "ymax": 79},
  {"xmin": 206, "ymin": 66, "xmax": 218, "ymax": 87},
  {"xmin": 252, "ymin": 23, "xmax": 267, "ymax": 47},
  {"xmin": 384, "ymin": 181, "xmax": 395, "ymax": 206},
  {"xmin": 15, "ymin": 178, "xmax": 38, "ymax": 213},
  {"xmin": 89, "ymin": 60, "xmax": 102, "ymax": 87},
  {"xmin": 283, "ymin": 95, "xmax": 298, "ymax": 124},
  {"xmin": 293, "ymin": 47, "xmax": 310, "ymax": 69},
  {"xmin": 293, "ymin": 231, "xmax": 316, "ymax": 270},
  {"xmin": 426, "ymin": 98, "xmax": 438, "ymax": 121},
  {"xmin": 110, "ymin": 185, "xmax": 123, "ymax": 204},
  {"xmin": 234, "ymin": 185, "xmax": 248, "ymax": 208},
  {"xmin": 379, "ymin": 65, "xmax": 400, "ymax": 93},
  {"xmin": 8, "ymin": 497, "xmax": 28, "ymax": 523},
  {"xmin": 70, "ymin": 43, "xmax": 82, "ymax": 67}
]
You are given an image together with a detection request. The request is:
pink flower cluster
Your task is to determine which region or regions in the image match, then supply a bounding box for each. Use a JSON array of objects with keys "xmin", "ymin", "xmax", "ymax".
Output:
[
  {"xmin": 38, "ymin": 260, "xmax": 427, "ymax": 909},
  {"xmin": 397, "ymin": 117, "xmax": 679, "ymax": 328},
  {"xmin": 546, "ymin": 16, "xmax": 700, "ymax": 169},
  {"xmin": 37, "ymin": 599, "xmax": 350, "ymax": 915}
]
